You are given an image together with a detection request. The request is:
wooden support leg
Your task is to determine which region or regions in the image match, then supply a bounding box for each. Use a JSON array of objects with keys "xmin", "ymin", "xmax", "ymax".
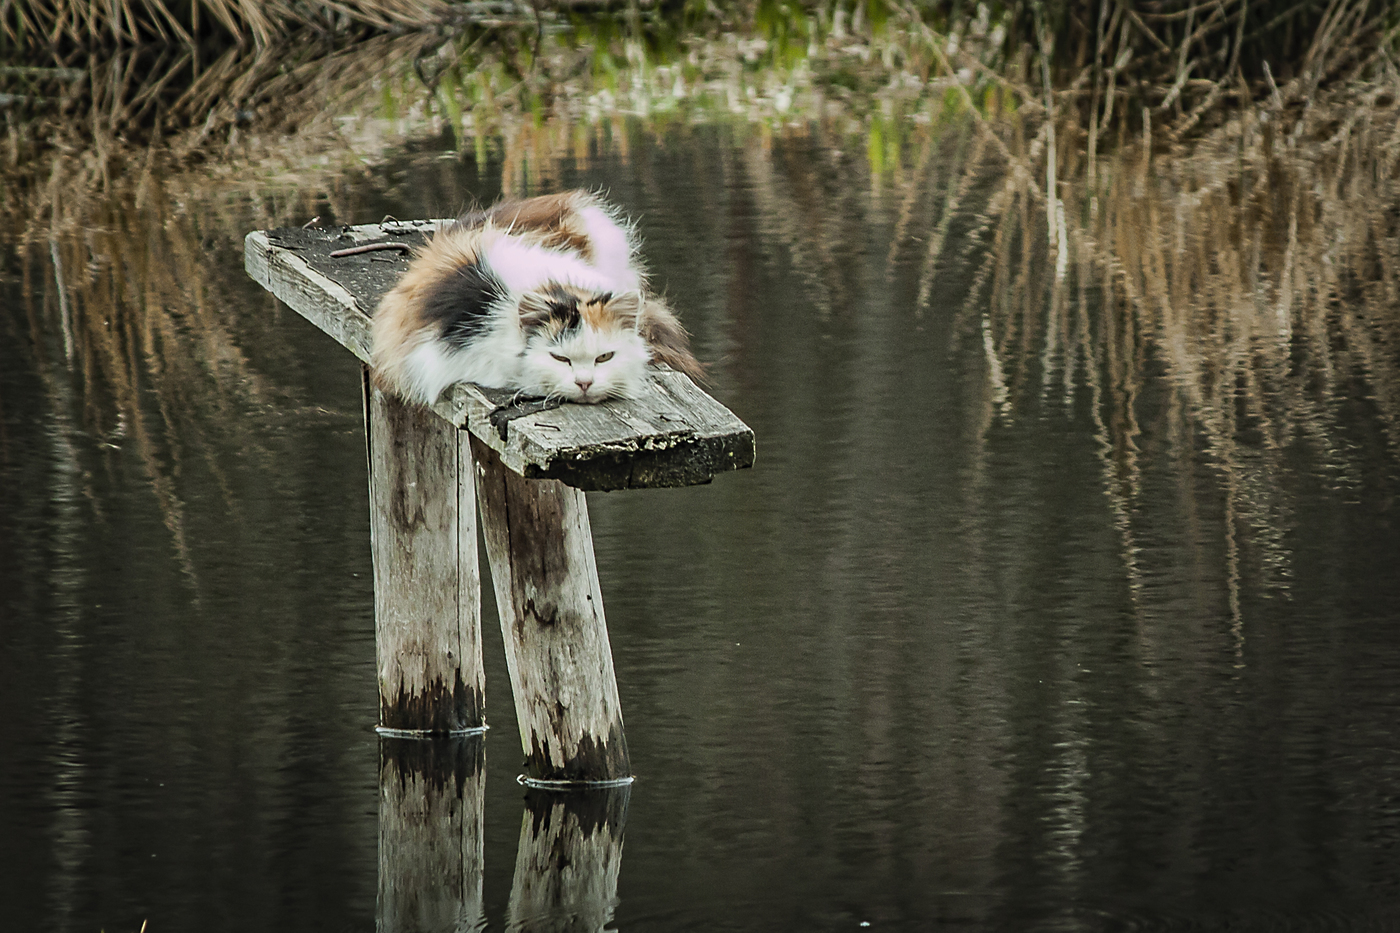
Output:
[
  {"xmin": 377, "ymin": 736, "xmax": 485, "ymax": 932},
  {"xmin": 471, "ymin": 437, "xmax": 631, "ymax": 785},
  {"xmin": 508, "ymin": 787, "xmax": 629, "ymax": 931},
  {"xmin": 365, "ymin": 372, "xmax": 485, "ymax": 733}
]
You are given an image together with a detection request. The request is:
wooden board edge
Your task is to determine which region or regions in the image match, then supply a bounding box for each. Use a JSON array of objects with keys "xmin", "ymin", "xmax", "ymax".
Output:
[
  {"xmin": 244, "ymin": 230, "xmax": 372, "ymax": 365},
  {"xmin": 523, "ymin": 425, "xmax": 756, "ymax": 491},
  {"xmin": 245, "ymin": 228, "xmax": 757, "ymax": 489},
  {"xmin": 442, "ymin": 375, "xmax": 757, "ymax": 490}
]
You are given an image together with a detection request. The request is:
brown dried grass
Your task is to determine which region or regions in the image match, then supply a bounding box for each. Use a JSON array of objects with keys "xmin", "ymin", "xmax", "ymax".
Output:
[
  {"xmin": 935, "ymin": 76, "xmax": 1400, "ymax": 606},
  {"xmin": 4, "ymin": 13, "xmax": 1397, "ymax": 604},
  {"xmin": 2, "ymin": 0, "xmax": 455, "ymax": 49}
]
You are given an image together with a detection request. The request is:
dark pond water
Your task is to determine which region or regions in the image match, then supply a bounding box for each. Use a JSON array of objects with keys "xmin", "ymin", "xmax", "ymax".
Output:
[{"xmin": 3, "ymin": 122, "xmax": 1400, "ymax": 932}]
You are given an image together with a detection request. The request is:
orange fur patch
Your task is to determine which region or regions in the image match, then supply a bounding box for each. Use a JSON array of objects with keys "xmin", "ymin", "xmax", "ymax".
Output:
[
  {"xmin": 371, "ymin": 190, "xmax": 702, "ymax": 402},
  {"xmin": 370, "ymin": 225, "xmax": 485, "ymax": 394},
  {"xmin": 471, "ymin": 191, "xmax": 598, "ymax": 263}
]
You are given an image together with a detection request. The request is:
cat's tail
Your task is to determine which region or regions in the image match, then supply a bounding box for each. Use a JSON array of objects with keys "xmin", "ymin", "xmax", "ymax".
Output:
[{"xmin": 639, "ymin": 294, "xmax": 707, "ymax": 384}]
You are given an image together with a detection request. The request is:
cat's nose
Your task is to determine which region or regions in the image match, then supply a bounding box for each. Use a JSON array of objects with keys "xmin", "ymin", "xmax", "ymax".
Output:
[{"xmin": 575, "ymin": 379, "xmax": 593, "ymax": 394}]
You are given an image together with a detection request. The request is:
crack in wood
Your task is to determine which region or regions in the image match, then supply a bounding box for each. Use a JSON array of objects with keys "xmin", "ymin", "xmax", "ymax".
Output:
[{"xmin": 489, "ymin": 396, "xmax": 566, "ymax": 440}]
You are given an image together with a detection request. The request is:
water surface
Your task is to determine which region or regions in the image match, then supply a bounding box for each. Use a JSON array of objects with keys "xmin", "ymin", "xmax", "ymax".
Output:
[{"xmin": 2, "ymin": 122, "xmax": 1399, "ymax": 931}]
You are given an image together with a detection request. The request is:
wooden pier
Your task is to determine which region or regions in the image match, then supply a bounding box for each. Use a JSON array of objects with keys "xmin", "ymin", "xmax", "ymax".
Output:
[{"xmin": 245, "ymin": 220, "xmax": 754, "ymax": 785}]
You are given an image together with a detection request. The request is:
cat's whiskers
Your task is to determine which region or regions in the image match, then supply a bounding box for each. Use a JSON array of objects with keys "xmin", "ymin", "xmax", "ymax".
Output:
[{"xmin": 371, "ymin": 190, "xmax": 699, "ymax": 406}]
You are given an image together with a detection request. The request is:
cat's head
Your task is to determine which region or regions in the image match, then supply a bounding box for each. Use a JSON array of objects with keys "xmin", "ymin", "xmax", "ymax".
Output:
[{"xmin": 516, "ymin": 285, "xmax": 650, "ymax": 403}]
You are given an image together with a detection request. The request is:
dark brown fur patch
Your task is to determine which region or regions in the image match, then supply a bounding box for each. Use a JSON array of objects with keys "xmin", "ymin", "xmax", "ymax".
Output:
[
  {"xmin": 640, "ymin": 295, "xmax": 706, "ymax": 381},
  {"xmin": 521, "ymin": 285, "xmax": 641, "ymax": 338},
  {"xmin": 519, "ymin": 285, "xmax": 581, "ymax": 336},
  {"xmin": 460, "ymin": 193, "xmax": 595, "ymax": 263},
  {"xmin": 581, "ymin": 291, "xmax": 639, "ymax": 331}
]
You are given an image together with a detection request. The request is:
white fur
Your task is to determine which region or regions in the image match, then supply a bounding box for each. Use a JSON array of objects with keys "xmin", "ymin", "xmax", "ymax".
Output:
[
  {"xmin": 519, "ymin": 320, "xmax": 651, "ymax": 403},
  {"xmin": 482, "ymin": 232, "xmax": 627, "ymax": 294},
  {"xmin": 394, "ymin": 267, "xmax": 649, "ymax": 404},
  {"xmin": 577, "ymin": 205, "xmax": 643, "ymax": 291},
  {"xmin": 398, "ymin": 317, "xmax": 527, "ymax": 404}
]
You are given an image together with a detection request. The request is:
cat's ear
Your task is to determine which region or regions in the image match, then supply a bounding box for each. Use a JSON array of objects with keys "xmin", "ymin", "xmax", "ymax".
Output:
[
  {"xmin": 517, "ymin": 291, "xmax": 554, "ymax": 330},
  {"xmin": 607, "ymin": 290, "xmax": 643, "ymax": 330}
]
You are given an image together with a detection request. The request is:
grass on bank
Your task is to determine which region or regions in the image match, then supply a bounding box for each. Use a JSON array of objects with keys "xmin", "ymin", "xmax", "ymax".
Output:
[{"xmin": 1, "ymin": 0, "xmax": 457, "ymax": 49}]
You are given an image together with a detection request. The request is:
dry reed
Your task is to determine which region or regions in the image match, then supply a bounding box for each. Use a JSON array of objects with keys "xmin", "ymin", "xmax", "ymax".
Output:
[
  {"xmin": 2, "ymin": 0, "xmax": 458, "ymax": 49},
  {"xmin": 939, "ymin": 81, "xmax": 1400, "ymax": 614},
  {"xmin": 3, "ymin": 8, "xmax": 1397, "ymax": 608}
]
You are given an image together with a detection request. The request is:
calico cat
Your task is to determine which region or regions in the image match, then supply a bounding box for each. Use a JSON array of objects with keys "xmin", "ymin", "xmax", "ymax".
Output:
[{"xmin": 371, "ymin": 190, "xmax": 701, "ymax": 406}]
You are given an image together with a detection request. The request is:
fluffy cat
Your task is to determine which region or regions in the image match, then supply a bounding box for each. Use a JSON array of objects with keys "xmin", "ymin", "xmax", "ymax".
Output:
[{"xmin": 371, "ymin": 190, "xmax": 701, "ymax": 406}]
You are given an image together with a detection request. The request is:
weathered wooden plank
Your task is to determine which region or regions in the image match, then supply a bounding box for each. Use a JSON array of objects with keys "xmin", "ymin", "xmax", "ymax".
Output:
[
  {"xmin": 367, "ymin": 372, "xmax": 485, "ymax": 734},
  {"xmin": 508, "ymin": 787, "xmax": 628, "ymax": 931},
  {"xmin": 512, "ymin": 369, "xmax": 757, "ymax": 489},
  {"xmin": 244, "ymin": 222, "xmax": 754, "ymax": 490},
  {"xmin": 245, "ymin": 221, "xmax": 437, "ymax": 363},
  {"xmin": 472, "ymin": 437, "xmax": 630, "ymax": 785},
  {"xmin": 378, "ymin": 736, "xmax": 485, "ymax": 933}
]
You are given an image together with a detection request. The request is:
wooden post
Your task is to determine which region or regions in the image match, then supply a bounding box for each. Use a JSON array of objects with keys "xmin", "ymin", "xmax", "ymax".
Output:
[
  {"xmin": 377, "ymin": 736, "xmax": 485, "ymax": 932},
  {"xmin": 508, "ymin": 787, "xmax": 629, "ymax": 931},
  {"xmin": 472, "ymin": 437, "xmax": 631, "ymax": 785},
  {"xmin": 366, "ymin": 372, "xmax": 485, "ymax": 734},
  {"xmin": 247, "ymin": 224, "xmax": 753, "ymax": 745}
]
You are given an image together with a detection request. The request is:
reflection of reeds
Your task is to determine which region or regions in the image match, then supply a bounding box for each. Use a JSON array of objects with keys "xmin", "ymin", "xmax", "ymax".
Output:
[
  {"xmin": 610, "ymin": 29, "xmax": 1396, "ymax": 625},
  {"xmin": 947, "ymin": 83, "xmax": 1400, "ymax": 612},
  {"xmin": 6, "ymin": 132, "xmax": 385, "ymax": 597},
  {"xmin": 0, "ymin": 32, "xmax": 551, "ymax": 591},
  {"xmin": 4, "ymin": 2, "xmax": 1397, "ymax": 628}
]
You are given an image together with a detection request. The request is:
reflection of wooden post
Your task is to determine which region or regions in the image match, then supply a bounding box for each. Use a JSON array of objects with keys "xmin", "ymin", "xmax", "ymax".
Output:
[
  {"xmin": 377, "ymin": 736, "xmax": 485, "ymax": 933},
  {"xmin": 509, "ymin": 787, "xmax": 630, "ymax": 932},
  {"xmin": 472, "ymin": 437, "xmax": 631, "ymax": 785},
  {"xmin": 366, "ymin": 372, "xmax": 484, "ymax": 734}
]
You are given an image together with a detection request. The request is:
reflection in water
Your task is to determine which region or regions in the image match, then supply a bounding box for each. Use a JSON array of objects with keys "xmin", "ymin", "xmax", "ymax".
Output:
[
  {"xmin": 2, "ymin": 81, "xmax": 1399, "ymax": 930},
  {"xmin": 1, "ymin": 151, "xmax": 383, "ymax": 930},
  {"xmin": 375, "ymin": 741, "xmax": 627, "ymax": 933},
  {"xmin": 508, "ymin": 788, "xmax": 629, "ymax": 933},
  {"xmin": 378, "ymin": 737, "xmax": 485, "ymax": 933}
]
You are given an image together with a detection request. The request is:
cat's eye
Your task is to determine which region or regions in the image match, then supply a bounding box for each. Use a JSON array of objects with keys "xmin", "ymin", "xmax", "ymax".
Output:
[
  {"xmin": 595, "ymin": 352, "xmax": 615, "ymax": 364},
  {"xmin": 550, "ymin": 353, "xmax": 570, "ymax": 363}
]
